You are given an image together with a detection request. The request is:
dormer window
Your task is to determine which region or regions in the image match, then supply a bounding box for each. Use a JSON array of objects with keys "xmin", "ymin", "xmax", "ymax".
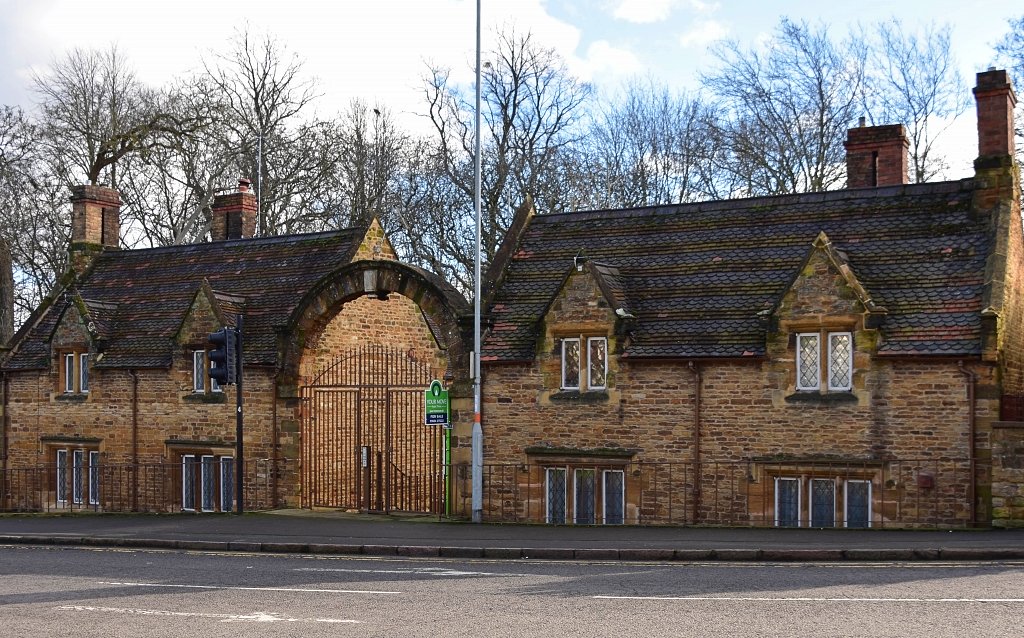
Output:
[
  {"xmin": 561, "ymin": 336, "xmax": 608, "ymax": 391},
  {"xmin": 796, "ymin": 332, "xmax": 852, "ymax": 392},
  {"xmin": 60, "ymin": 350, "xmax": 89, "ymax": 394}
]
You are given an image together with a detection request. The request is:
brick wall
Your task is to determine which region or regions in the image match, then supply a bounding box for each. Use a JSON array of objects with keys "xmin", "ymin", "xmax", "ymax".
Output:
[{"xmin": 477, "ymin": 239, "xmax": 995, "ymax": 526}]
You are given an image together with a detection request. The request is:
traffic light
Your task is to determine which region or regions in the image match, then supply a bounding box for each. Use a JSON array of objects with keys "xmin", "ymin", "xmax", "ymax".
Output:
[{"xmin": 208, "ymin": 327, "xmax": 237, "ymax": 385}]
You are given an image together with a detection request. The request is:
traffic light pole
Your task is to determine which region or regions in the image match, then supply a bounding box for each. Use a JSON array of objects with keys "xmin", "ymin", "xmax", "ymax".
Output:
[{"xmin": 234, "ymin": 314, "xmax": 244, "ymax": 515}]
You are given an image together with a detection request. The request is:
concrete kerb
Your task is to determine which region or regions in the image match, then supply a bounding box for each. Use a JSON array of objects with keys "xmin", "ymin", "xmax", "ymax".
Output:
[{"xmin": 1, "ymin": 535, "xmax": 1024, "ymax": 562}]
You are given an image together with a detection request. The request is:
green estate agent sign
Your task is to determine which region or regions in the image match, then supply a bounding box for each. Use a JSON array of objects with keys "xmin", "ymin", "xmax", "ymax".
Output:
[{"xmin": 424, "ymin": 380, "xmax": 450, "ymax": 426}]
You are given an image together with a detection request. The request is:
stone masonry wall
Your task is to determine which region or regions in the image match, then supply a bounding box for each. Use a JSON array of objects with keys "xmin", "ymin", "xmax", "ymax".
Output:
[{"xmin": 477, "ymin": 239, "xmax": 994, "ymax": 525}]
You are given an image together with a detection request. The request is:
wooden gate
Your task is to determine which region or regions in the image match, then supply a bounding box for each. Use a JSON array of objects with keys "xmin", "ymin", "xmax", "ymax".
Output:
[{"xmin": 301, "ymin": 345, "xmax": 442, "ymax": 513}]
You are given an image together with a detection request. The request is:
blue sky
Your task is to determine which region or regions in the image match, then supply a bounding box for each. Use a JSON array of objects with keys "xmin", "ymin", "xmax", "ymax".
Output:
[{"xmin": 0, "ymin": 0, "xmax": 1019, "ymax": 174}]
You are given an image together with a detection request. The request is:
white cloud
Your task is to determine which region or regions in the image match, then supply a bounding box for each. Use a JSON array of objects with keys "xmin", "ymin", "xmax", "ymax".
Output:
[
  {"xmin": 573, "ymin": 40, "xmax": 644, "ymax": 83},
  {"xmin": 0, "ymin": 0, "xmax": 584, "ymax": 134},
  {"xmin": 678, "ymin": 20, "xmax": 728, "ymax": 48},
  {"xmin": 612, "ymin": 0, "xmax": 677, "ymax": 24},
  {"xmin": 687, "ymin": 0, "xmax": 720, "ymax": 14}
]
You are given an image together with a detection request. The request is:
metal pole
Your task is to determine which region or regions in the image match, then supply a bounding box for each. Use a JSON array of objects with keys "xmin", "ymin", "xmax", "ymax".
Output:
[
  {"xmin": 235, "ymin": 314, "xmax": 244, "ymax": 515},
  {"xmin": 471, "ymin": 0, "xmax": 484, "ymax": 524},
  {"xmin": 256, "ymin": 134, "xmax": 262, "ymax": 235}
]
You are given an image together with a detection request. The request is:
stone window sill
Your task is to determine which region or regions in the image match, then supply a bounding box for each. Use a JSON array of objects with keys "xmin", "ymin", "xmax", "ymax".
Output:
[
  {"xmin": 549, "ymin": 390, "xmax": 610, "ymax": 403},
  {"xmin": 55, "ymin": 393, "xmax": 88, "ymax": 403},
  {"xmin": 183, "ymin": 392, "xmax": 227, "ymax": 404},
  {"xmin": 784, "ymin": 391, "xmax": 857, "ymax": 405}
]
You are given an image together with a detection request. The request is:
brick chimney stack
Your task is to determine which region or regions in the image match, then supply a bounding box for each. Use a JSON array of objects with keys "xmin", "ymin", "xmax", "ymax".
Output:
[
  {"xmin": 210, "ymin": 178, "xmax": 258, "ymax": 241},
  {"xmin": 69, "ymin": 185, "xmax": 121, "ymax": 275},
  {"xmin": 844, "ymin": 121, "xmax": 909, "ymax": 188},
  {"xmin": 973, "ymin": 68, "xmax": 1017, "ymax": 165}
]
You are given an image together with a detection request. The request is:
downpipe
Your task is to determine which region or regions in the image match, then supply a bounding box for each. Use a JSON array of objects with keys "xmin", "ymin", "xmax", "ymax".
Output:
[
  {"xmin": 688, "ymin": 361, "xmax": 702, "ymax": 524},
  {"xmin": 957, "ymin": 361, "xmax": 978, "ymax": 525},
  {"xmin": 129, "ymin": 369, "xmax": 139, "ymax": 512}
]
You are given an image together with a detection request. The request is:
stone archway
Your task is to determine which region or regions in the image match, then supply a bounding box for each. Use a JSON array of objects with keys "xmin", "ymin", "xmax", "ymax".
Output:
[{"xmin": 276, "ymin": 260, "xmax": 471, "ymax": 511}]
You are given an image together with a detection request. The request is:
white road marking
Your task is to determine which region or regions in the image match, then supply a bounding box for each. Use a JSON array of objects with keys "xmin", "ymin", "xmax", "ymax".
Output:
[
  {"xmin": 97, "ymin": 581, "xmax": 400, "ymax": 595},
  {"xmin": 57, "ymin": 605, "xmax": 359, "ymax": 623},
  {"xmin": 294, "ymin": 566, "xmax": 528, "ymax": 577},
  {"xmin": 594, "ymin": 595, "xmax": 1024, "ymax": 603}
]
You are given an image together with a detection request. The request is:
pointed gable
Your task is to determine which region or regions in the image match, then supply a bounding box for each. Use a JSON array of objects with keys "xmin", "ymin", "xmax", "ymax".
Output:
[
  {"xmin": 174, "ymin": 280, "xmax": 248, "ymax": 348},
  {"xmin": 540, "ymin": 259, "xmax": 620, "ymax": 333},
  {"xmin": 770, "ymin": 231, "xmax": 885, "ymax": 326},
  {"xmin": 353, "ymin": 218, "xmax": 398, "ymax": 261}
]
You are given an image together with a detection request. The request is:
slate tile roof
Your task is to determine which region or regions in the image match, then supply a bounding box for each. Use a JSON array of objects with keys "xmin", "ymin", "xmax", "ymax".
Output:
[
  {"xmin": 483, "ymin": 180, "xmax": 989, "ymax": 362},
  {"xmin": 3, "ymin": 229, "xmax": 365, "ymax": 370}
]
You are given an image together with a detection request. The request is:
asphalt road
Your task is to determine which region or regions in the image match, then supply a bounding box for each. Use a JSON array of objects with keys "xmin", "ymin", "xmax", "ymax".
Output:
[{"xmin": 1, "ymin": 545, "xmax": 1022, "ymax": 637}]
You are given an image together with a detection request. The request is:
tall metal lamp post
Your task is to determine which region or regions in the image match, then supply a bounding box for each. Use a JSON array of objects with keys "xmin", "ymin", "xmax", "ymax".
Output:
[{"xmin": 471, "ymin": 0, "xmax": 484, "ymax": 524}]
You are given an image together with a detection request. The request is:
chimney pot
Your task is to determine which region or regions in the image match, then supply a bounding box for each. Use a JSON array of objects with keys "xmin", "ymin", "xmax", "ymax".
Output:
[
  {"xmin": 238, "ymin": 177, "xmax": 251, "ymax": 193},
  {"xmin": 858, "ymin": 116, "xmax": 866, "ymax": 128}
]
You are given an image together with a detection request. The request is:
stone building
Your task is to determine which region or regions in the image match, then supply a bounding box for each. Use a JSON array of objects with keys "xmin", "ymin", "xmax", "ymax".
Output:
[
  {"xmin": 1, "ymin": 70, "xmax": 1022, "ymax": 529},
  {"xmin": 478, "ymin": 69, "xmax": 1024, "ymax": 528},
  {"xmin": 0, "ymin": 179, "xmax": 471, "ymax": 514}
]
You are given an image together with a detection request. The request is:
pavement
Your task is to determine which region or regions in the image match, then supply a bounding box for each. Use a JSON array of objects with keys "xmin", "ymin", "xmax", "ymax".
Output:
[{"xmin": 0, "ymin": 509, "xmax": 1022, "ymax": 562}]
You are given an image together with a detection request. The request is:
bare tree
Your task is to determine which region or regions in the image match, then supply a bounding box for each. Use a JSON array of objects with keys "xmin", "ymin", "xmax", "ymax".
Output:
[
  {"xmin": 995, "ymin": 15, "xmax": 1024, "ymax": 163},
  {"xmin": 117, "ymin": 78, "xmax": 230, "ymax": 247},
  {"xmin": 703, "ymin": 19, "xmax": 867, "ymax": 196},
  {"xmin": 861, "ymin": 20, "xmax": 968, "ymax": 182},
  {"xmin": 583, "ymin": 79, "xmax": 721, "ymax": 208},
  {"xmin": 420, "ymin": 28, "xmax": 592, "ymax": 289},
  {"xmin": 31, "ymin": 46, "xmax": 190, "ymax": 187},
  {"xmin": 203, "ymin": 31, "xmax": 327, "ymax": 236},
  {"xmin": 0, "ymin": 106, "xmax": 68, "ymax": 325},
  {"xmin": 335, "ymin": 100, "xmax": 408, "ymax": 228}
]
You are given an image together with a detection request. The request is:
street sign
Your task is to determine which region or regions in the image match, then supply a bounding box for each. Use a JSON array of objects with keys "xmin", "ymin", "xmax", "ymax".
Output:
[{"xmin": 424, "ymin": 379, "xmax": 450, "ymax": 426}]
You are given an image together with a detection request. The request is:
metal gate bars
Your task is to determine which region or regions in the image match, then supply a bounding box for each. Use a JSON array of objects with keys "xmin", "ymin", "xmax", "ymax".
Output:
[{"xmin": 301, "ymin": 344, "xmax": 442, "ymax": 513}]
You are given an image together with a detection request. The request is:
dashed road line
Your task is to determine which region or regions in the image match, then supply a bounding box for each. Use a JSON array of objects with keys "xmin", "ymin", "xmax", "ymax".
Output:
[
  {"xmin": 97, "ymin": 581, "xmax": 400, "ymax": 595},
  {"xmin": 57, "ymin": 605, "xmax": 359, "ymax": 623},
  {"xmin": 594, "ymin": 595, "xmax": 1024, "ymax": 603}
]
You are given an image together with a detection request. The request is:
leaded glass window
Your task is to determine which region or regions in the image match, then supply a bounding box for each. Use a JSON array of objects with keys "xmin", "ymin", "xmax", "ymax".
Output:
[
  {"xmin": 775, "ymin": 477, "xmax": 800, "ymax": 527},
  {"xmin": 603, "ymin": 470, "xmax": 625, "ymax": 524},
  {"xmin": 201, "ymin": 455, "xmax": 216, "ymax": 512},
  {"xmin": 193, "ymin": 351, "xmax": 205, "ymax": 393},
  {"xmin": 796, "ymin": 334, "xmax": 820, "ymax": 390},
  {"xmin": 64, "ymin": 353, "xmax": 75, "ymax": 393},
  {"xmin": 588, "ymin": 337, "xmax": 607, "ymax": 389},
  {"xmin": 574, "ymin": 469, "xmax": 596, "ymax": 525},
  {"xmin": 810, "ymin": 478, "xmax": 836, "ymax": 527},
  {"xmin": 55, "ymin": 449, "xmax": 68, "ymax": 503},
  {"xmin": 828, "ymin": 332, "xmax": 852, "ymax": 390},
  {"xmin": 72, "ymin": 449, "xmax": 84, "ymax": 505},
  {"xmin": 88, "ymin": 450, "xmax": 100, "ymax": 506},
  {"xmin": 546, "ymin": 468, "xmax": 566, "ymax": 524},
  {"xmin": 220, "ymin": 457, "xmax": 234, "ymax": 512},
  {"xmin": 79, "ymin": 354, "xmax": 89, "ymax": 393},
  {"xmin": 182, "ymin": 455, "xmax": 197, "ymax": 511},
  {"xmin": 845, "ymin": 480, "xmax": 871, "ymax": 528},
  {"xmin": 561, "ymin": 339, "xmax": 581, "ymax": 389}
]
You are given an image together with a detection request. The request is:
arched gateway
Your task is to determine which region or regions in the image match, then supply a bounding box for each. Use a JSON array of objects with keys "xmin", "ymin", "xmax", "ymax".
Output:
[{"xmin": 279, "ymin": 259, "xmax": 470, "ymax": 513}]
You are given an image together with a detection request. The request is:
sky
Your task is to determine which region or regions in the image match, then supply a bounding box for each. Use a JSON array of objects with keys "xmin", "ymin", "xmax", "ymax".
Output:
[{"xmin": 0, "ymin": 0, "xmax": 1019, "ymax": 177}]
